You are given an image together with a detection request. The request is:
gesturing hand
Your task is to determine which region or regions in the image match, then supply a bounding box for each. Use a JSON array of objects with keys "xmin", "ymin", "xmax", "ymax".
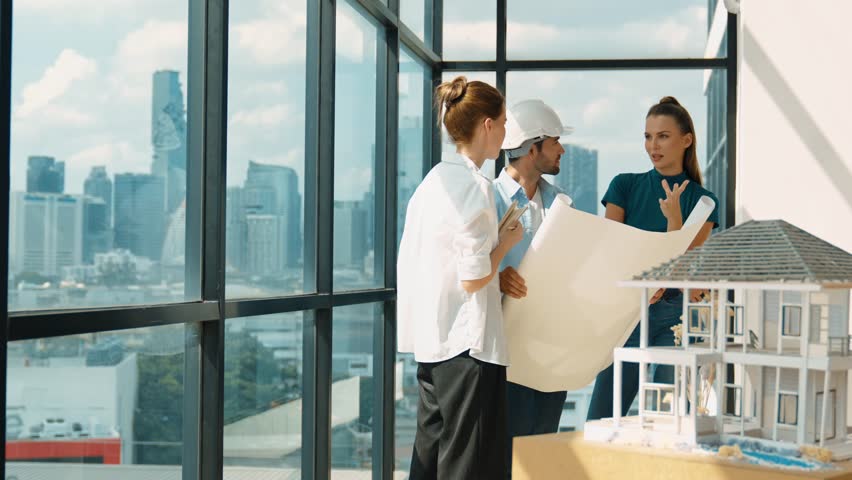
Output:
[
  {"xmin": 659, "ymin": 179, "xmax": 689, "ymax": 226},
  {"xmin": 499, "ymin": 266, "xmax": 527, "ymax": 299}
]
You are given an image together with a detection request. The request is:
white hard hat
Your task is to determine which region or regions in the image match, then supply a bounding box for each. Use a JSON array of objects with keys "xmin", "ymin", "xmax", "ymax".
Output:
[{"xmin": 502, "ymin": 99, "xmax": 573, "ymax": 157}]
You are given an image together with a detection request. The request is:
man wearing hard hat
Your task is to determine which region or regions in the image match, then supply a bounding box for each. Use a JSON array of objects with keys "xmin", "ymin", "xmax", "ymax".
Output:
[{"xmin": 494, "ymin": 99, "xmax": 574, "ymax": 477}]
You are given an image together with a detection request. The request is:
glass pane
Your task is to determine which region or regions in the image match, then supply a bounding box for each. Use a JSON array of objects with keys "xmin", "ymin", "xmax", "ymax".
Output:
[
  {"xmin": 225, "ymin": 0, "xmax": 308, "ymax": 299},
  {"xmin": 6, "ymin": 324, "xmax": 185, "ymax": 475},
  {"xmin": 507, "ymin": 70, "xmax": 722, "ymax": 216},
  {"xmin": 332, "ymin": 303, "xmax": 380, "ymax": 477},
  {"xmin": 724, "ymin": 386, "xmax": 741, "ymax": 417},
  {"xmin": 660, "ymin": 388, "xmax": 674, "ymax": 413},
  {"xmin": 334, "ymin": 0, "xmax": 382, "ymax": 291},
  {"xmin": 815, "ymin": 390, "xmax": 836, "ymax": 441},
  {"xmin": 443, "ymin": 0, "xmax": 495, "ymax": 60},
  {"xmin": 395, "ymin": 49, "xmax": 427, "ymax": 477},
  {"xmin": 400, "ymin": 0, "xmax": 427, "ymax": 43},
  {"xmin": 507, "ymin": 0, "xmax": 713, "ymax": 60},
  {"xmin": 398, "ymin": 47, "xmax": 427, "ymax": 246},
  {"xmin": 223, "ymin": 312, "xmax": 304, "ymax": 476},
  {"xmin": 8, "ymin": 0, "xmax": 190, "ymax": 311},
  {"xmin": 689, "ymin": 306, "xmax": 711, "ymax": 334},
  {"xmin": 440, "ymin": 71, "xmax": 499, "ymax": 179},
  {"xmin": 783, "ymin": 306, "xmax": 802, "ymax": 336},
  {"xmin": 644, "ymin": 388, "xmax": 659, "ymax": 412},
  {"xmin": 779, "ymin": 394, "xmax": 798, "ymax": 425}
]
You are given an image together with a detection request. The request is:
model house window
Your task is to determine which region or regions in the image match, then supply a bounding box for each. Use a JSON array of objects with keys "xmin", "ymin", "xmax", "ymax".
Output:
[
  {"xmin": 726, "ymin": 305, "xmax": 744, "ymax": 336},
  {"xmin": 688, "ymin": 306, "xmax": 711, "ymax": 334},
  {"xmin": 815, "ymin": 390, "xmax": 836, "ymax": 441},
  {"xmin": 782, "ymin": 306, "xmax": 802, "ymax": 337},
  {"xmin": 564, "ymin": 401, "xmax": 576, "ymax": 411},
  {"xmin": 778, "ymin": 393, "xmax": 798, "ymax": 425},
  {"xmin": 724, "ymin": 385, "xmax": 742, "ymax": 417},
  {"xmin": 642, "ymin": 386, "xmax": 674, "ymax": 414}
]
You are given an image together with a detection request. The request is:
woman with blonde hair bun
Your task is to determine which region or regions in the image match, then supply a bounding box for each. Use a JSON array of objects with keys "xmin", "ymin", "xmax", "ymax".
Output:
[{"xmin": 397, "ymin": 76, "xmax": 523, "ymax": 479}]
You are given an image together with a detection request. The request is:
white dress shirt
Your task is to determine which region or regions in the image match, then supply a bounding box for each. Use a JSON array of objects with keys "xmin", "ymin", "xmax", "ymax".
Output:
[{"xmin": 397, "ymin": 153, "xmax": 508, "ymax": 366}]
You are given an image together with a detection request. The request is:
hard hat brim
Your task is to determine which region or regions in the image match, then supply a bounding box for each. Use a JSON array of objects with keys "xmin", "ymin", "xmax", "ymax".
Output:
[{"xmin": 501, "ymin": 125, "xmax": 574, "ymax": 150}]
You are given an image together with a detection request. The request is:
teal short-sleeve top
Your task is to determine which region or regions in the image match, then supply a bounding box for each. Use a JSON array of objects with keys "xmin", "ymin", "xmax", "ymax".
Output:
[{"xmin": 601, "ymin": 169, "xmax": 720, "ymax": 233}]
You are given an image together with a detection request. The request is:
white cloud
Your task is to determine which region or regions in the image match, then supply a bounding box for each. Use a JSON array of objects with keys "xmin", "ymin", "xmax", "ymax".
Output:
[
  {"xmin": 64, "ymin": 142, "xmax": 150, "ymax": 194},
  {"xmin": 229, "ymin": 104, "xmax": 291, "ymax": 129},
  {"xmin": 16, "ymin": 0, "xmax": 137, "ymax": 20},
  {"xmin": 110, "ymin": 20, "xmax": 187, "ymax": 102},
  {"xmin": 232, "ymin": 16, "xmax": 306, "ymax": 67},
  {"xmin": 582, "ymin": 97, "xmax": 617, "ymax": 126},
  {"xmin": 505, "ymin": 6, "xmax": 708, "ymax": 58},
  {"xmin": 443, "ymin": 21, "xmax": 496, "ymax": 59},
  {"xmin": 16, "ymin": 49, "xmax": 97, "ymax": 118}
]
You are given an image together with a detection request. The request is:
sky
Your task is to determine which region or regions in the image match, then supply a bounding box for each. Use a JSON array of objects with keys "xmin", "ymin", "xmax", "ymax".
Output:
[{"xmin": 8, "ymin": 0, "xmax": 722, "ymax": 210}]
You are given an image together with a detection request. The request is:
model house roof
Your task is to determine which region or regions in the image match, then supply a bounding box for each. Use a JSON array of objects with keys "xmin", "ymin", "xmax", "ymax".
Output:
[{"xmin": 633, "ymin": 220, "xmax": 852, "ymax": 285}]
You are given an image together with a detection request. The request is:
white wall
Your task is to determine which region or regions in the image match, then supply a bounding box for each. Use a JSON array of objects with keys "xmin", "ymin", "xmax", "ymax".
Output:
[
  {"xmin": 738, "ymin": 0, "xmax": 852, "ymax": 428},
  {"xmin": 737, "ymin": 0, "xmax": 852, "ymax": 248}
]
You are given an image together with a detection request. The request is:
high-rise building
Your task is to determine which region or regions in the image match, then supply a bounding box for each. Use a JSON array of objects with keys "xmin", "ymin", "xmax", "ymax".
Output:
[
  {"xmin": 83, "ymin": 197, "xmax": 111, "ymax": 264},
  {"xmin": 225, "ymin": 187, "xmax": 245, "ymax": 271},
  {"xmin": 9, "ymin": 192, "xmax": 85, "ymax": 276},
  {"xmin": 114, "ymin": 174, "xmax": 166, "ymax": 261},
  {"xmin": 244, "ymin": 161, "xmax": 302, "ymax": 268},
  {"xmin": 26, "ymin": 156, "xmax": 64, "ymax": 194},
  {"xmin": 84, "ymin": 166, "xmax": 113, "ymax": 227},
  {"xmin": 553, "ymin": 144, "xmax": 599, "ymax": 215},
  {"xmin": 151, "ymin": 70, "xmax": 187, "ymax": 214},
  {"xmin": 397, "ymin": 115, "xmax": 423, "ymax": 244},
  {"xmin": 333, "ymin": 200, "xmax": 368, "ymax": 268},
  {"xmin": 245, "ymin": 214, "xmax": 286, "ymax": 276}
]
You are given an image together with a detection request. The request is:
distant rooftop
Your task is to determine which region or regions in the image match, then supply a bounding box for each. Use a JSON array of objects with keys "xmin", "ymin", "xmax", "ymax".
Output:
[{"xmin": 633, "ymin": 220, "xmax": 852, "ymax": 285}]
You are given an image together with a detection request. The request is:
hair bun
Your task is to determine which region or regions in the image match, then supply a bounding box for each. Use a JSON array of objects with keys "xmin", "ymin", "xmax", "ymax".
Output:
[
  {"xmin": 443, "ymin": 76, "xmax": 468, "ymax": 106},
  {"xmin": 659, "ymin": 96, "xmax": 682, "ymax": 106}
]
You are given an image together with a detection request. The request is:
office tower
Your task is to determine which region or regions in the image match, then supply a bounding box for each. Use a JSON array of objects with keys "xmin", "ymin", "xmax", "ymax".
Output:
[
  {"xmin": 83, "ymin": 197, "xmax": 111, "ymax": 264},
  {"xmin": 9, "ymin": 192, "xmax": 84, "ymax": 276},
  {"xmin": 151, "ymin": 70, "xmax": 187, "ymax": 214},
  {"xmin": 26, "ymin": 156, "xmax": 64, "ymax": 194},
  {"xmin": 333, "ymin": 200, "xmax": 368, "ymax": 268},
  {"xmin": 244, "ymin": 161, "xmax": 302, "ymax": 268},
  {"xmin": 84, "ymin": 166, "xmax": 113, "ymax": 226},
  {"xmin": 226, "ymin": 186, "xmax": 245, "ymax": 271},
  {"xmin": 114, "ymin": 173, "xmax": 166, "ymax": 261},
  {"xmin": 553, "ymin": 144, "xmax": 599, "ymax": 215}
]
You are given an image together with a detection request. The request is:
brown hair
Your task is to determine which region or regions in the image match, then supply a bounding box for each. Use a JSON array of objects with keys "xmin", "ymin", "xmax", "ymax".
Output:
[
  {"xmin": 434, "ymin": 76, "xmax": 504, "ymax": 146},
  {"xmin": 646, "ymin": 96, "xmax": 702, "ymax": 186}
]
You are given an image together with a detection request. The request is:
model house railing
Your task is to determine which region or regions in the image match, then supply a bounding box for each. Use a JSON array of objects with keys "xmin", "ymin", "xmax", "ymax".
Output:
[{"xmin": 827, "ymin": 335, "xmax": 852, "ymax": 356}]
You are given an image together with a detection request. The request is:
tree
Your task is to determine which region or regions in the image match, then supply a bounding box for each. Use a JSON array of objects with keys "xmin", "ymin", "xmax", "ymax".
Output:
[{"xmin": 133, "ymin": 329, "xmax": 296, "ymax": 465}]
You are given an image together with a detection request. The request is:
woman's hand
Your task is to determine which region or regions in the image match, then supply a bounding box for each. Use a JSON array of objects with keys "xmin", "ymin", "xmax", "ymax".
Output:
[
  {"xmin": 499, "ymin": 266, "xmax": 527, "ymax": 299},
  {"xmin": 649, "ymin": 288, "xmax": 665, "ymax": 305},
  {"xmin": 659, "ymin": 179, "xmax": 689, "ymax": 230},
  {"xmin": 498, "ymin": 219, "xmax": 524, "ymax": 250}
]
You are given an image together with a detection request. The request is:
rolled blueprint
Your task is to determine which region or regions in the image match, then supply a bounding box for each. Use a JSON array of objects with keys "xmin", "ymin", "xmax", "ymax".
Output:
[{"xmin": 503, "ymin": 195, "xmax": 715, "ymax": 391}]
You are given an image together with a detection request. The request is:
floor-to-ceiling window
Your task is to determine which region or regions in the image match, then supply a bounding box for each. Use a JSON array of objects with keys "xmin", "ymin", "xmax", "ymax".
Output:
[{"xmin": 2, "ymin": 1, "xmax": 733, "ymax": 479}]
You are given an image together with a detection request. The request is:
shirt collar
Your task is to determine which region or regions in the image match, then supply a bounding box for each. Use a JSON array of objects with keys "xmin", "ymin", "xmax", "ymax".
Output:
[
  {"xmin": 649, "ymin": 168, "xmax": 690, "ymax": 185},
  {"xmin": 496, "ymin": 168, "xmax": 524, "ymax": 199},
  {"xmin": 497, "ymin": 168, "xmax": 556, "ymax": 202},
  {"xmin": 444, "ymin": 153, "xmax": 489, "ymax": 179}
]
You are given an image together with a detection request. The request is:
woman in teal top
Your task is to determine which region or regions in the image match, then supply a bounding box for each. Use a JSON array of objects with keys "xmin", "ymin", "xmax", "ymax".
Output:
[{"xmin": 587, "ymin": 96, "xmax": 719, "ymax": 421}]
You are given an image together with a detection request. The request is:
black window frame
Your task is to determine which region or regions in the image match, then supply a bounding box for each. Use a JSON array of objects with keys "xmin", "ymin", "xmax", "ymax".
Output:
[{"xmin": 0, "ymin": 1, "xmax": 736, "ymax": 479}]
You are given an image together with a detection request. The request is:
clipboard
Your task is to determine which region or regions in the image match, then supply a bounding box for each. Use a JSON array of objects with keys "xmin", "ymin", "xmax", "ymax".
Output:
[{"xmin": 498, "ymin": 200, "xmax": 528, "ymax": 236}]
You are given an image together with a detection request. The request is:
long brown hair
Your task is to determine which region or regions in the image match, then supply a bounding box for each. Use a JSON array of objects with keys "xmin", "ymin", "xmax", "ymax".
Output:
[
  {"xmin": 646, "ymin": 96, "xmax": 702, "ymax": 186},
  {"xmin": 434, "ymin": 76, "xmax": 504, "ymax": 147}
]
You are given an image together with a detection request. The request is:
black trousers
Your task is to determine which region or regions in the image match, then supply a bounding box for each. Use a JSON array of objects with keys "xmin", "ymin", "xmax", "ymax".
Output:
[{"xmin": 409, "ymin": 351, "xmax": 508, "ymax": 480}]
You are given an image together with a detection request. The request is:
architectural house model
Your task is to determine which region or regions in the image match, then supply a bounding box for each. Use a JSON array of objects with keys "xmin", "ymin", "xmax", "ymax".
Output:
[{"xmin": 584, "ymin": 220, "xmax": 852, "ymax": 460}]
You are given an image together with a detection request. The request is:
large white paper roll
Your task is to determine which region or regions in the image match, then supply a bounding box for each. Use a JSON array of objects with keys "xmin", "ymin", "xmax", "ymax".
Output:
[{"xmin": 504, "ymin": 195, "xmax": 715, "ymax": 391}]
